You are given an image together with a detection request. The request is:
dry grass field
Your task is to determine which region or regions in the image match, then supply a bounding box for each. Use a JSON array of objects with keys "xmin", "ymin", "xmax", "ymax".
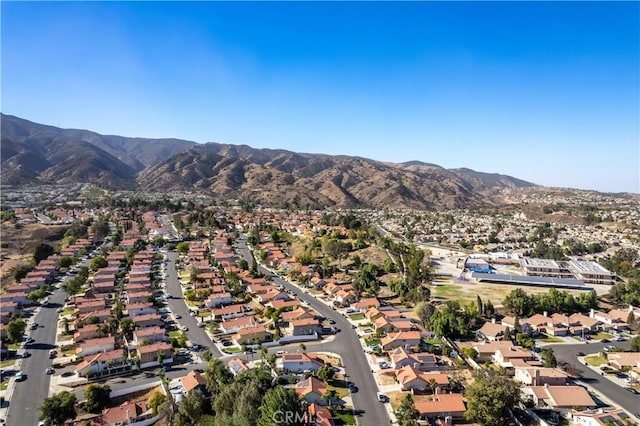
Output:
[
  {"xmin": 432, "ymin": 281, "xmax": 588, "ymax": 306},
  {"xmin": 0, "ymin": 222, "xmax": 67, "ymax": 288}
]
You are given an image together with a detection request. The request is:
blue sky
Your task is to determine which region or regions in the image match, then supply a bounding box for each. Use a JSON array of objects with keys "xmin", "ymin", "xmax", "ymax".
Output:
[{"xmin": 2, "ymin": 1, "xmax": 638, "ymax": 193}]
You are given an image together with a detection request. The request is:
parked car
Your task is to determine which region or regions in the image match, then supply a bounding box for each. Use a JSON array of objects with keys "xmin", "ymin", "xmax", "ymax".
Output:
[
  {"xmin": 175, "ymin": 314, "xmax": 182, "ymax": 319},
  {"xmin": 180, "ymin": 325, "xmax": 188, "ymax": 331},
  {"xmin": 624, "ymin": 387, "xmax": 639, "ymax": 394},
  {"xmin": 45, "ymin": 368, "xmax": 54, "ymax": 375},
  {"xmin": 376, "ymin": 392, "xmax": 387, "ymax": 402},
  {"xmin": 15, "ymin": 372, "xmax": 25, "ymax": 381},
  {"xmin": 600, "ymin": 339, "xmax": 610, "ymax": 343},
  {"xmin": 576, "ymin": 351, "xmax": 585, "ymax": 356},
  {"xmin": 29, "ymin": 323, "xmax": 38, "ymax": 330}
]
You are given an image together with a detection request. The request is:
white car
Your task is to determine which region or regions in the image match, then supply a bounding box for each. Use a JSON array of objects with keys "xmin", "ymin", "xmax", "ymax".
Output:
[{"xmin": 180, "ymin": 325, "xmax": 188, "ymax": 331}]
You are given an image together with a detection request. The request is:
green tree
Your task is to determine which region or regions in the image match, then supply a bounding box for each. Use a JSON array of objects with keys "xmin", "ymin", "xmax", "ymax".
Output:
[
  {"xmin": 257, "ymin": 387, "xmax": 306, "ymax": 426},
  {"xmin": 6, "ymin": 319, "xmax": 26, "ymax": 343},
  {"xmin": 33, "ymin": 243, "xmax": 54, "ymax": 265},
  {"xmin": 119, "ymin": 318, "xmax": 135, "ymax": 340},
  {"xmin": 39, "ymin": 391, "xmax": 77, "ymax": 426},
  {"xmin": 396, "ymin": 393, "xmax": 419, "ymax": 426},
  {"xmin": 175, "ymin": 390, "xmax": 206, "ymax": 425},
  {"xmin": 416, "ymin": 302, "xmax": 435, "ymax": 328},
  {"xmin": 541, "ymin": 348, "xmax": 557, "ymax": 368},
  {"xmin": 317, "ymin": 364, "xmax": 336, "ymax": 383},
  {"xmin": 149, "ymin": 391, "xmax": 166, "ymax": 416},
  {"xmin": 176, "ymin": 242, "xmax": 189, "ymax": 254},
  {"xmin": 464, "ymin": 373, "xmax": 521, "ymax": 426},
  {"xmin": 205, "ymin": 358, "xmax": 233, "ymax": 395},
  {"xmin": 56, "ymin": 256, "xmax": 75, "ymax": 268},
  {"xmin": 89, "ymin": 256, "xmax": 108, "ymax": 271},
  {"xmin": 630, "ymin": 335, "xmax": 640, "ymax": 352},
  {"xmin": 84, "ymin": 384, "xmax": 111, "ymax": 413}
]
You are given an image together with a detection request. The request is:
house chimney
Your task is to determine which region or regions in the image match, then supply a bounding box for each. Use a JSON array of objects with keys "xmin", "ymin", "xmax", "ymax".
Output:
[
  {"xmin": 543, "ymin": 311, "xmax": 547, "ymax": 317},
  {"xmin": 590, "ymin": 309, "xmax": 595, "ymax": 318},
  {"xmin": 491, "ymin": 318, "xmax": 496, "ymax": 324}
]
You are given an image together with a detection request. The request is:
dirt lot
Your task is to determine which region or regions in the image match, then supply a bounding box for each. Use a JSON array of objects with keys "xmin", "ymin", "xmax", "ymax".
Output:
[{"xmin": 0, "ymin": 222, "xmax": 68, "ymax": 288}]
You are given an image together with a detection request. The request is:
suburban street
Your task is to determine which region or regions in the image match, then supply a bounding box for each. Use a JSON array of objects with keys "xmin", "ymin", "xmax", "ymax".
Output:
[
  {"xmin": 548, "ymin": 340, "xmax": 639, "ymax": 415},
  {"xmin": 163, "ymin": 251, "xmax": 223, "ymax": 357},
  {"xmin": 236, "ymin": 236, "xmax": 392, "ymax": 426},
  {"xmin": 6, "ymin": 285, "xmax": 66, "ymax": 426}
]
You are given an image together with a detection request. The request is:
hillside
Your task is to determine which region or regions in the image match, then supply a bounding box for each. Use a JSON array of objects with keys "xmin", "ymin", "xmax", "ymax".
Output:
[{"xmin": 1, "ymin": 114, "xmax": 537, "ymax": 209}]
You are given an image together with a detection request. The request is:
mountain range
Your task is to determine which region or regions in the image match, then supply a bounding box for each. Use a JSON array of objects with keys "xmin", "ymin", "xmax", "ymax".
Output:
[{"xmin": 1, "ymin": 114, "xmax": 536, "ymax": 209}]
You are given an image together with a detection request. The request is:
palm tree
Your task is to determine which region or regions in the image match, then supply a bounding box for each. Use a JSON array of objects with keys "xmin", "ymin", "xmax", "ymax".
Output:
[
  {"xmin": 62, "ymin": 317, "xmax": 70, "ymax": 335},
  {"xmin": 322, "ymin": 389, "xmax": 339, "ymax": 409}
]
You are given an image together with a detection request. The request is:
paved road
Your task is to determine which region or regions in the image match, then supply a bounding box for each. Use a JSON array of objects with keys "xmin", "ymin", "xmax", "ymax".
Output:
[
  {"xmin": 163, "ymin": 252, "xmax": 222, "ymax": 357},
  {"xmin": 7, "ymin": 285, "xmax": 66, "ymax": 426},
  {"xmin": 548, "ymin": 340, "xmax": 639, "ymax": 415},
  {"xmin": 236, "ymin": 236, "xmax": 391, "ymax": 426}
]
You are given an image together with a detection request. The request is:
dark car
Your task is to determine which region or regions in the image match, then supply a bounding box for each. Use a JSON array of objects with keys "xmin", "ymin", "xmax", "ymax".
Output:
[
  {"xmin": 600, "ymin": 339, "xmax": 610, "ymax": 343},
  {"xmin": 576, "ymin": 352, "xmax": 585, "ymax": 356},
  {"xmin": 624, "ymin": 387, "xmax": 639, "ymax": 394}
]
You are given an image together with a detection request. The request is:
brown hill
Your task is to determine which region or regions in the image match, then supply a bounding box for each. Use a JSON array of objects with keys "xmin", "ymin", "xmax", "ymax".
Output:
[{"xmin": 1, "ymin": 114, "xmax": 536, "ymax": 209}]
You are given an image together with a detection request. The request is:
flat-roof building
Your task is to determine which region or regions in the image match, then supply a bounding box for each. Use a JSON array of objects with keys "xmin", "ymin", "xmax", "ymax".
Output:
[{"xmin": 567, "ymin": 260, "xmax": 617, "ymax": 285}]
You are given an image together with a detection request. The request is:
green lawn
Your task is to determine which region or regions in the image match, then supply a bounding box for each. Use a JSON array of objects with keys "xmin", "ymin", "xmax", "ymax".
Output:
[
  {"xmin": 584, "ymin": 354, "xmax": 607, "ymax": 367},
  {"xmin": 348, "ymin": 313, "xmax": 365, "ymax": 321},
  {"xmin": 332, "ymin": 409, "xmax": 356, "ymax": 425},
  {"xmin": 8, "ymin": 343, "xmax": 20, "ymax": 350},
  {"xmin": 223, "ymin": 347, "xmax": 241, "ymax": 353},
  {"xmin": 364, "ymin": 337, "xmax": 381, "ymax": 346},
  {"xmin": 538, "ymin": 336, "xmax": 564, "ymax": 343},
  {"xmin": 62, "ymin": 308, "xmax": 75, "ymax": 317},
  {"xmin": 423, "ymin": 337, "xmax": 445, "ymax": 346},
  {"xmin": 590, "ymin": 332, "xmax": 613, "ymax": 341},
  {"xmin": 63, "ymin": 348, "xmax": 77, "ymax": 357},
  {"xmin": 198, "ymin": 311, "xmax": 211, "ymax": 318},
  {"xmin": 0, "ymin": 359, "xmax": 16, "ymax": 369},
  {"xmin": 0, "ymin": 377, "xmax": 9, "ymax": 391}
]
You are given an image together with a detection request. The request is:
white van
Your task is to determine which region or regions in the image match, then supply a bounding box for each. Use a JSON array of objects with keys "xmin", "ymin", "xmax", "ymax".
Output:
[{"xmin": 376, "ymin": 392, "xmax": 387, "ymax": 402}]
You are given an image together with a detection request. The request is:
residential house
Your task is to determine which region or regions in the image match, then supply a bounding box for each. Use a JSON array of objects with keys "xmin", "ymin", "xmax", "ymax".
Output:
[
  {"xmin": 132, "ymin": 327, "xmax": 167, "ymax": 346},
  {"xmin": 414, "ymin": 394, "xmax": 466, "ymax": 420},
  {"xmin": 75, "ymin": 349, "xmax": 129, "ymax": 378},
  {"xmin": 607, "ymin": 352, "xmax": 640, "ymax": 370},
  {"xmin": 137, "ymin": 342, "xmax": 174, "ymax": 369},
  {"xmin": 228, "ymin": 358, "xmax": 250, "ymax": 376},
  {"xmin": 281, "ymin": 307, "xmax": 315, "ymax": 326},
  {"xmin": 74, "ymin": 324, "xmax": 103, "ymax": 342},
  {"xmin": 572, "ymin": 408, "xmax": 635, "ymax": 426},
  {"xmin": 389, "ymin": 347, "xmax": 438, "ymax": 371},
  {"xmin": 127, "ymin": 291, "xmax": 152, "ymax": 304},
  {"xmin": 233, "ymin": 325, "xmax": 270, "ymax": 345},
  {"xmin": 212, "ymin": 304, "xmax": 252, "ymax": 321},
  {"xmin": 514, "ymin": 367, "xmax": 568, "ymax": 386},
  {"xmin": 308, "ymin": 402, "xmax": 333, "ymax": 426},
  {"xmin": 493, "ymin": 346, "xmax": 534, "ymax": 370},
  {"xmin": 589, "ymin": 309, "xmax": 629, "ymax": 332},
  {"xmin": 472, "ymin": 341, "xmax": 514, "ymax": 362},
  {"xmin": 477, "ymin": 321, "xmax": 507, "ymax": 341},
  {"xmin": 294, "ymin": 376, "xmax": 328, "ymax": 405},
  {"xmin": 132, "ymin": 313, "xmax": 163, "ymax": 329},
  {"xmin": 126, "ymin": 303, "xmax": 157, "ymax": 317},
  {"xmin": 220, "ymin": 315, "xmax": 258, "ymax": 334},
  {"xmin": 268, "ymin": 299, "xmax": 301, "ymax": 310},
  {"xmin": 282, "ymin": 352, "xmax": 325, "ymax": 373},
  {"xmin": 395, "ymin": 365, "xmax": 449, "ymax": 392},
  {"xmin": 100, "ymin": 400, "xmax": 152, "ymax": 426},
  {"xmin": 523, "ymin": 385, "xmax": 596, "ymax": 412},
  {"xmin": 291, "ymin": 318, "xmax": 323, "ymax": 336},
  {"xmin": 352, "ymin": 297, "xmax": 380, "ymax": 312},
  {"xmin": 180, "ymin": 370, "xmax": 208, "ymax": 396},
  {"xmin": 76, "ymin": 336, "xmax": 116, "ymax": 357},
  {"xmin": 205, "ymin": 292, "xmax": 235, "ymax": 308},
  {"xmin": 381, "ymin": 331, "xmax": 422, "ymax": 351}
]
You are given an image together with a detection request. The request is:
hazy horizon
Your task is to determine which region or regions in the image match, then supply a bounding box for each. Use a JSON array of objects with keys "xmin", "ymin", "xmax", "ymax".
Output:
[{"xmin": 2, "ymin": 2, "xmax": 638, "ymax": 193}]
